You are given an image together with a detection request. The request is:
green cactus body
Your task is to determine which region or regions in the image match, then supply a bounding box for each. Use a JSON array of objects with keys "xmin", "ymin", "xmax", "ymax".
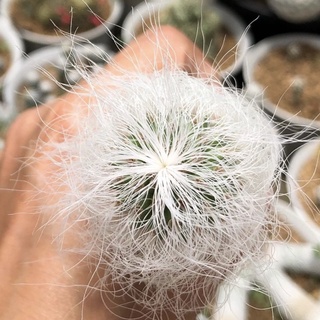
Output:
[{"xmin": 159, "ymin": 0, "xmax": 221, "ymax": 59}]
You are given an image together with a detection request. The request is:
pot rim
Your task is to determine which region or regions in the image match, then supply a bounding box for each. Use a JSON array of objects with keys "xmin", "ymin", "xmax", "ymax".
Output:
[
  {"xmin": 1, "ymin": 0, "xmax": 124, "ymax": 45},
  {"xmin": 0, "ymin": 16, "xmax": 24, "ymax": 122},
  {"xmin": 2, "ymin": 42, "xmax": 114, "ymax": 117},
  {"xmin": 286, "ymin": 138, "xmax": 320, "ymax": 238},
  {"xmin": 0, "ymin": 16, "xmax": 24, "ymax": 80},
  {"xmin": 243, "ymin": 32, "xmax": 320, "ymax": 129}
]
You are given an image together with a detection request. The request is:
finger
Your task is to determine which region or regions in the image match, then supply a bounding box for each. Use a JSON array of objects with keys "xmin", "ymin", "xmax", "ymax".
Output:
[{"xmin": 107, "ymin": 25, "xmax": 216, "ymax": 78}]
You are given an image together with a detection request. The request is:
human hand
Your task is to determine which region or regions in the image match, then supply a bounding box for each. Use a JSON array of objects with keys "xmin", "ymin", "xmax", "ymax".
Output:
[{"xmin": 0, "ymin": 26, "xmax": 215, "ymax": 320}]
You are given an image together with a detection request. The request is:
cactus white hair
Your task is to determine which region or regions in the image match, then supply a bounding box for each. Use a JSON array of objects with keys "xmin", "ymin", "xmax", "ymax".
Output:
[{"xmin": 37, "ymin": 32, "xmax": 282, "ymax": 319}]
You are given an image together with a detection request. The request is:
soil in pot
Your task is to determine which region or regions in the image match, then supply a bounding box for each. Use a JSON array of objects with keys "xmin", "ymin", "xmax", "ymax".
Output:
[
  {"xmin": 295, "ymin": 144, "xmax": 320, "ymax": 224},
  {"xmin": 246, "ymin": 205, "xmax": 310, "ymax": 320},
  {"xmin": 253, "ymin": 42, "xmax": 320, "ymax": 123},
  {"xmin": 287, "ymin": 270, "xmax": 320, "ymax": 300},
  {"xmin": 10, "ymin": 0, "xmax": 112, "ymax": 35},
  {"xmin": 0, "ymin": 37, "xmax": 12, "ymax": 79},
  {"xmin": 248, "ymin": 270, "xmax": 320, "ymax": 320},
  {"xmin": 248, "ymin": 287, "xmax": 284, "ymax": 320},
  {"xmin": 212, "ymin": 213, "xmax": 305, "ymax": 320}
]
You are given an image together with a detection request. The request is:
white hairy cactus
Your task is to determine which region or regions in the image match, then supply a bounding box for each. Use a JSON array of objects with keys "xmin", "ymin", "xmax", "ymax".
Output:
[
  {"xmin": 41, "ymin": 51, "xmax": 282, "ymax": 318},
  {"xmin": 267, "ymin": 0, "xmax": 320, "ymax": 23}
]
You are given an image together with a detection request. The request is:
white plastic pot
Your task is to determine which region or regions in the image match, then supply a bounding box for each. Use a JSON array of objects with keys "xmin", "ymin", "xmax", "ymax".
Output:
[
  {"xmin": 0, "ymin": 16, "xmax": 24, "ymax": 124},
  {"xmin": 243, "ymin": 33, "xmax": 320, "ymax": 131},
  {"xmin": 2, "ymin": 42, "xmax": 115, "ymax": 117},
  {"xmin": 286, "ymin": 138, "xmax": 320, "ymax": 233},
  {"xmin": 0, "ymin": 17, "xmax": 24, "ymax": 82},
  {"xmin": 120, "ymin": 0, "xmax": 253, "ymax": 79},
  {"xmin": 267, "ymin": 0, "xmax": 320, "ymax": 23},
  {"xmin": 1, "ymin": 0, "xmax": 124, "ymax": 52},
  {"xmin": 243, "ymin": 33, "xmax": 320, "ymax": 161},
  {"xmin": 212, "ymin": 199, "xmax": 320, "ymax": 320}
]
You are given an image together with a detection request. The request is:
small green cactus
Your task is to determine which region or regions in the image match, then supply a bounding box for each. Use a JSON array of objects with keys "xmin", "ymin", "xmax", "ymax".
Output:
[{"xmin": 159, "ymin": 0, "xmax": 221, "ymax": 60}]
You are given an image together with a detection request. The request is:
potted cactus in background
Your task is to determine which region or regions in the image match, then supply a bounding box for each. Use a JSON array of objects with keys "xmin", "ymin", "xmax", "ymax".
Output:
[
  {"xmin": 213, "ymin": 199, "xmax": 320, "ymax": 320},
  {"xmin": 243, "ymin": 33, "xmax": 320, "ymax": 161},
  {"xmin": 153, "ymin": 0, "xmax": 222, "ymax": 63},
  {"xmin": 218, "ymin": 0, "xmax": 320, "ymax": 43},
  {"xmin": 2, "ymin": 42, "xmax": 114, "ymax": 116},
  {"xmin": 121, "ymin": 0, "xmax": 253, "ymax": 83},
  {"xmin": 267, "ymin": 0, "xmax": 320, "ymax": 23},
  {"xmin": 287, "ymin": 138, "xmax": 320, "ymax": 232},
  {"xmin": 1, "ymin": 0, "xmax": 124, "ymax": 52}
]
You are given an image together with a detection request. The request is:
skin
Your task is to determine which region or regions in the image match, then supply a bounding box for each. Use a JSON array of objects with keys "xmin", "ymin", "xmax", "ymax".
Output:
[{"xmin": 0, "ymin": 26, "xmax": 215, "ymax": 320}]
